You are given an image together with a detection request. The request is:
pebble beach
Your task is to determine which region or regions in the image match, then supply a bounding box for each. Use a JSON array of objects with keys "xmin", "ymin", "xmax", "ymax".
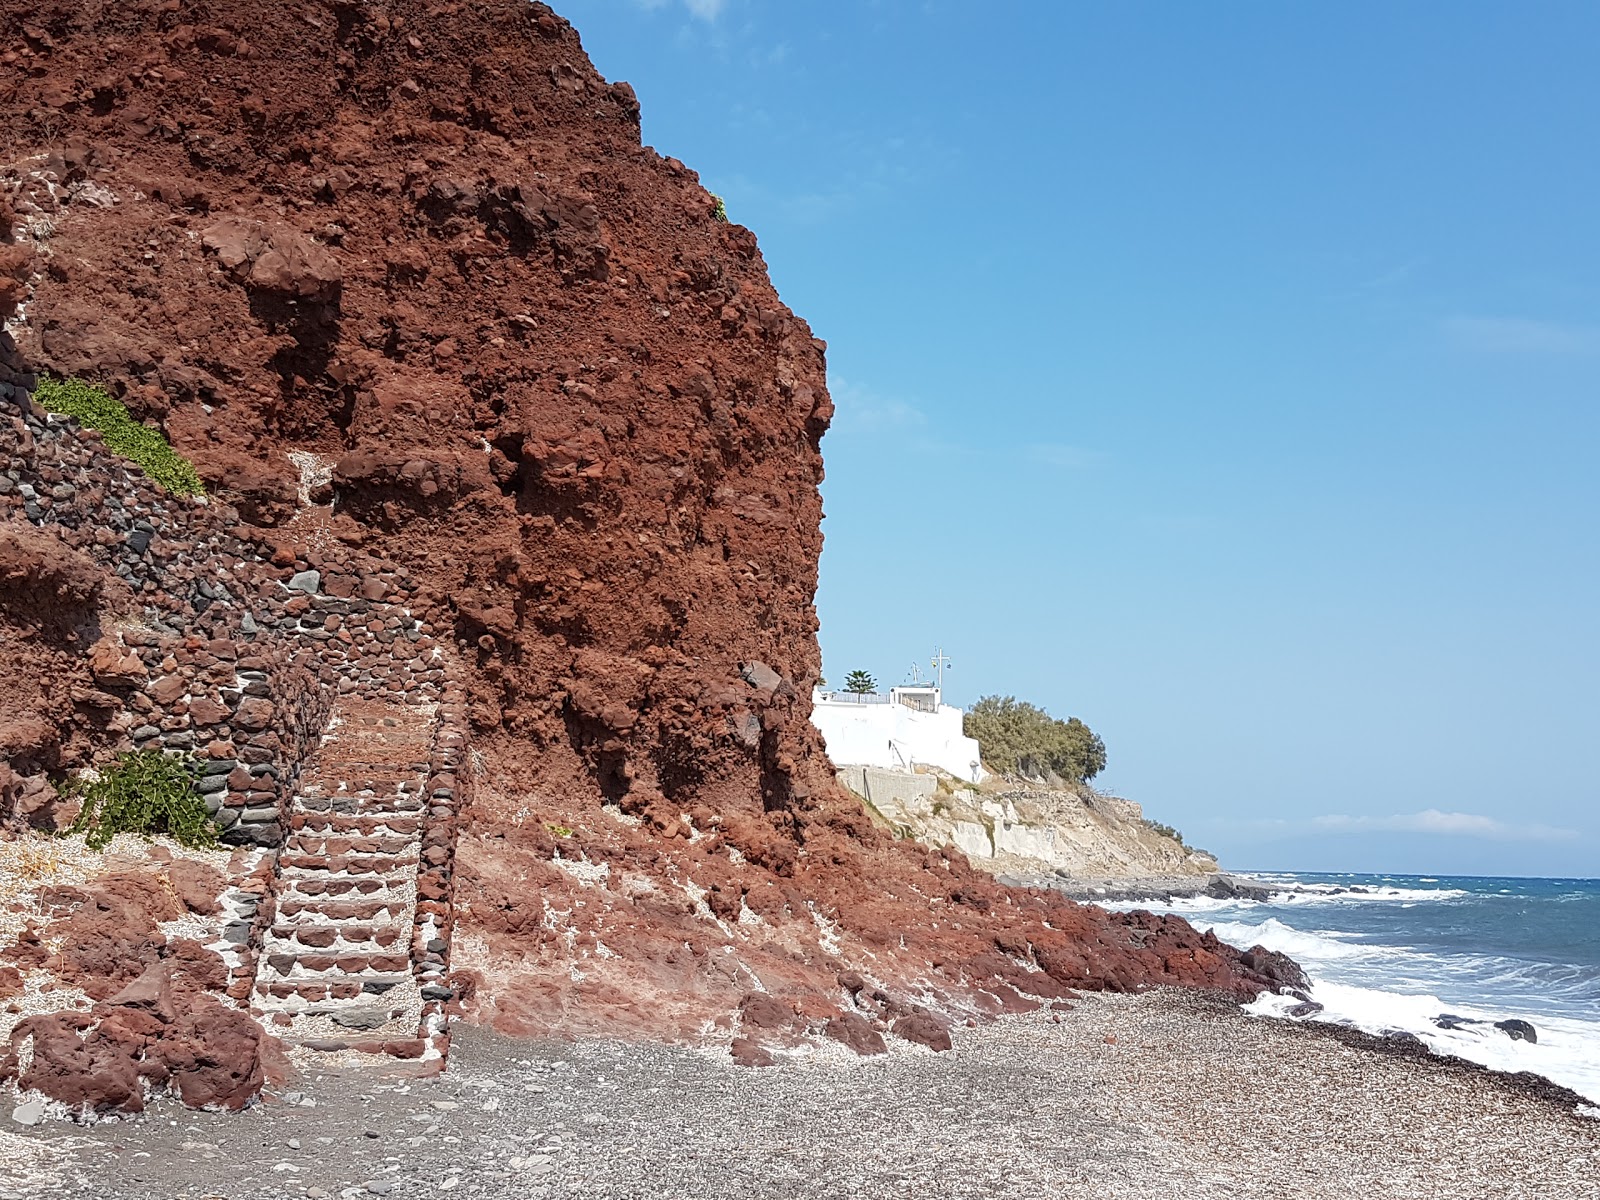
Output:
[{"xmin": 5, "ymin": 988, "xmax": 1596, "ymax": 1200}]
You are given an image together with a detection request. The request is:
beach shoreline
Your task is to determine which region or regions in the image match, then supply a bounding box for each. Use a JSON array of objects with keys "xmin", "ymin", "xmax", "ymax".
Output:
[
  {"xmin": 1005, "ymin": 870, "xmax": 1276, "ymax": 904},
  {"xmin": 6, "ymin": 987, "xmax": 1595, "ymax": 1199}
]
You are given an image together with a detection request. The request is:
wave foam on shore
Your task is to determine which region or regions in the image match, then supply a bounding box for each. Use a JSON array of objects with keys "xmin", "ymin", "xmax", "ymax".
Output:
[{"xmin": 1209, "ymin": 914, "xmax": 1600, "ymax": 1106}]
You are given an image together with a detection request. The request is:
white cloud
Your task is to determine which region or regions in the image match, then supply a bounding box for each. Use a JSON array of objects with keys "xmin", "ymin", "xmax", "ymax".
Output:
[
  {"xmin": 1312, "ymin": 809, "xmax": 1575, "ymax": 841},
  {"xmin": 827, "ymin": 378, "xmax": 926, "ymax": 435},
  {"xmin": 632, "ymin": 0, "xmax": 726, "ymax": 19},
  {"xmin": 1442, "ymin": 316, "xmax": 1600, "ymax": 355},
  {"xmin": 1027, "ymin": 442, "xmax": 1100, "ymax": 471}
]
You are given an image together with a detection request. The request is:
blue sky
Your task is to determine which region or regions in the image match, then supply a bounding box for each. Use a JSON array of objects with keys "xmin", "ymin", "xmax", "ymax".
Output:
[{"xmin": 560, "ymin": 1, "xmax": 1599, "ymax": 877}]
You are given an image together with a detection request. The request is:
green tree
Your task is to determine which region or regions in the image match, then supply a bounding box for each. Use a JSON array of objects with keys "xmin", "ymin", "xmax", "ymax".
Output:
[
  {"xmin": 963, "ymin": 695, "xmax": 1106, "ymax": 783},
  {"xmin": 844, "ymin": 670, "xmax": 876, "ymax": 696}
]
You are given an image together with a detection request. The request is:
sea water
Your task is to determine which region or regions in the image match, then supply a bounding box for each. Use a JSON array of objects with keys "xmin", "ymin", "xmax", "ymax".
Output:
[{"xmin": 1106, "ymin": 873, "xmax": 1600, "ymax": 1108}]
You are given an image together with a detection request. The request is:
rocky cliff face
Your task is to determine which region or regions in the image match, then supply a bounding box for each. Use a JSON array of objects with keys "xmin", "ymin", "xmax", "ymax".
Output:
[
  {"xmin": 0, "ymin": 0, "xmax": 1303, "ymax": 1076},
  {"xmin": 838, "ymin": 770, "xmax": 1219, "ymax": 881},
  {"xmin": 3, "ymin": 0, "xmax": 832, "ymax": 819}
]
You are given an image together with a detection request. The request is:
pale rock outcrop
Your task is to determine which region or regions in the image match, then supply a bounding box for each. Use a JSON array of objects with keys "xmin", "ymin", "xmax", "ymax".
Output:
[{"xmin": 840, "ymin": 767, "xmax": 1216, "ymax": 881}]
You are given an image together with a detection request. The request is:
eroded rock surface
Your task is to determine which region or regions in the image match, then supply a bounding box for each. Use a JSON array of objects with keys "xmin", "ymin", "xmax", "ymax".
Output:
[
  {"xmin": 0, "ymin": 0, "xmax": 1303, "ymax": 1077},
  {"xmin": 0, "ymin": 856, "xmax": 272, "ymax": 1114}
]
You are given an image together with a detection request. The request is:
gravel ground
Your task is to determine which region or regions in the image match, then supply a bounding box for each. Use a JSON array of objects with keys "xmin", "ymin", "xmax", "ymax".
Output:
[{"xmin": 5, "ymin": 989, "xmax": 1597, "ymax": 1200}]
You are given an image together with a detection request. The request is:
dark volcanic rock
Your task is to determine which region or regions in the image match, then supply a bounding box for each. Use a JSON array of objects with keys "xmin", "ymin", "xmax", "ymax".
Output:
[{"xmin": 1496, "ymin": 1019, "xmax": 1538, "ymax": 1044}]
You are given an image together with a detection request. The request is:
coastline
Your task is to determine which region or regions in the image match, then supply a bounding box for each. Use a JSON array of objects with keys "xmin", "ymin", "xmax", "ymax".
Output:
[
  {"xmin": 7, "ymin": 988, "xmax": 1596, "ymax": 1199},
  {"xmin": 1001, "ymin": 869, "xmax": 1275, "ymax": 904}
]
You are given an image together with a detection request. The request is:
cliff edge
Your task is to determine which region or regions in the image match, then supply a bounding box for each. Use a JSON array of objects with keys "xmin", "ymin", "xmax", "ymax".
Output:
[{"xmin": 0, "ymin": 0, "xmax": 1303, "ymax": 1107}]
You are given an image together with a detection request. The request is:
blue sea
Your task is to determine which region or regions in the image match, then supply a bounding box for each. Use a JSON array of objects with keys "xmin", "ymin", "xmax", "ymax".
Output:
[{"xmin": 1110, "ymin": 872, "xmax": 1600, "ymax": 1108}]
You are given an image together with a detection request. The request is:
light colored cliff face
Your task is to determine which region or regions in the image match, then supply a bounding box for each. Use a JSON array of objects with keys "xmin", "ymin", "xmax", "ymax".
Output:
[{"xmin": 836, "ymin": 767, "xmax": 1216, "ymax": 880}]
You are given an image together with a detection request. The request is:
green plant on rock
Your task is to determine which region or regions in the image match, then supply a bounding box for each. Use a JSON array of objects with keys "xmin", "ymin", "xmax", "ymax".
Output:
[
  {"xmin": 1145, "ymin": 820, "xmax": 1186, "ymax": 847},
  {"xmin": 1144, "ymin": 819, "xmax": 1211, "ymax": 858},
  {"xmin": 710, "ymin": 194, "xmax": 729, "ymax": 223},
  {"xmin": 964, "ymin": 695, "xmax": 1106, "ymax": 784},
  {"xmin": 62, "ymin": 749, "xmax": 219, "ymax": 850},
  {"xmin": 34, "ymin": 376, "xmax": 205, "ymax": 498}
]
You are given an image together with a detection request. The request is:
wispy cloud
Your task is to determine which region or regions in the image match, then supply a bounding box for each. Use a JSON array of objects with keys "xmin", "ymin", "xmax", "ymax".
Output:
[
  {"xmin": 1027, "ymin": 442, "xmax": 1101, "ymax": 471},
  {"xmin": 1357, "ymin": 257, "xmax": 1424, "ymax": 291},
  {"xmin": 1442, "ymin": 316, "xmax": 1600, "ymax": 355},
  {"xmin": 633, "ymin": 0, "xmax": 727, "ymax": 20},
  {"xmin": 1312, "ymin": 809, "xmax": 1575, "ymax": 841},
  {"xmin": 826, "ymin": 378, "xmax": 926, "ymax": 435}
]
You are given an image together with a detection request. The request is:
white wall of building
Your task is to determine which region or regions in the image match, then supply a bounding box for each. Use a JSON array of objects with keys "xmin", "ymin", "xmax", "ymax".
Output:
[{"xmin": 811, "ymin": 687, "xmax": 986, "ymax": 783}]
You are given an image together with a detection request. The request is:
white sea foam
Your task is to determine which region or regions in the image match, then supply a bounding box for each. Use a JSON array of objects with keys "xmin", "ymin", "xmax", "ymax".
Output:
[
  {"xmin": 1102, "ymin": 892, "xmax": 1600, "ymax": 1106},
  {"xmin": 1266, "ymin": 883, "xmax": 1472, "ymax": 904},
  {"xmin": 1245, "ymin": 980, "xmax": 1600, "ymax": 1107},
  {"xmin": 1103, "ymin": 882, "xmax": 1469, "ymax": 917},
  {"xmin": 1200, "ymin": 914, "xmax": 1600, "ymax": 1106}
]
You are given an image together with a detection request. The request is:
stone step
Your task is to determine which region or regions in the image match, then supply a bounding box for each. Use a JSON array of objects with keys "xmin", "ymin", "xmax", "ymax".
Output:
[
  {"xmin": 256, "ymin": 974, "xmax": 413, "ymax": 1002},
  {"xmin": 285, "ymin": 834, "xmax": 418, "ymax": 856},
  {"xmin": 278, "ymin": 1036, "xmax": 430, "ymax": 1058},
  {"xmin": 278, "ymin": 876, "xmax": 415, "ymax": 898},
  {"xmin": 267, "ymin": 923, "xmax": 408, "ymax": 948},
  {"xmin": 276, "ymin": 898, "xmax": 411, "ymax": 921},
  {"xmin": 301, "ymin": 769, "xmax": 427, "ymax": 785},
  {"xmin": 291, "ymin": 813, "xmax": 425, "ymax": 836},
  {"xmin": 294, "ymin": 800, "xmax": 428, "ymax": 819},
  {"xmin": 276, "ymin": 853, "xmax": 420, "ymax": 875},
  {"xmin": 260, "ymin": 951, "xmax": 413, "ymax": 976}
]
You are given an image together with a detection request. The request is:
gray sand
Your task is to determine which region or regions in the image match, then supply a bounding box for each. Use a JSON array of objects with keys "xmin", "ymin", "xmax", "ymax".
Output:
[{"xmin": 5, "ymin": 989, "xmax": 1597, "ymax": 1200}]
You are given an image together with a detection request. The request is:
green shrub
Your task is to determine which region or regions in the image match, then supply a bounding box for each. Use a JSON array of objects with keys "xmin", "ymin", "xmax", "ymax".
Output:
[
  {"xmin": 62, "ymin": 750, "xmax": 219, "ymax": 850},
  {"xmin": 710, "ymin": 194, "xmax": 729, "ymax": 223},
  {"xmin": 1144, "ymin": 819, "xmax": 1211, "ymax": 857},
  {"xmin": 1146, "ymin": 820, "xmax": 1185, "ymax": 846},
  {"xmin": 964, "ymin": 695, "xmax": 1106, "ymax": 783},
  {"xmin": 34, "ymin": 376, "xmax": 205, "ymax": 497}
]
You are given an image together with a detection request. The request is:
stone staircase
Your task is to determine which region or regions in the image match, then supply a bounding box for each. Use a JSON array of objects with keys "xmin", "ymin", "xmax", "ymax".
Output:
[{"xmin": 252, "ymin": 697, "xmax": 450, "ymax": 1060}]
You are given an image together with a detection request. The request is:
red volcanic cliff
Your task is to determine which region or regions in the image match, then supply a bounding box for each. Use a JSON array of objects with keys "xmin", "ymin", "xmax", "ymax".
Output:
[{"xmin": 0, "ymin": 0, "xmax": 1303, "ymax": 1068}]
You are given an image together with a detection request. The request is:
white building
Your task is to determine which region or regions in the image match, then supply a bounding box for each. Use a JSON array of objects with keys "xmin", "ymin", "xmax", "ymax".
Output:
[{"xmin": 810, "ymin": 684, "xmax": 986, "ymax": 784}]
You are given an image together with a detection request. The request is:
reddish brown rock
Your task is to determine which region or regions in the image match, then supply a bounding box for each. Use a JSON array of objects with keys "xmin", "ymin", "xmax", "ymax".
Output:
[
  {"xmin": 87, "ymin": 639, "xmax": 146, "ymax": 688},
  {"xmin": 729, "ymin": 1037, "xmax": 775, "ymax": 1068},
  {"xmin": 738, "ymin": 992, "xmax": 798, "ymax": 1032},
  {"xmin": 825, "ymin": 1013, "xmax": 887, "ymax": 1057},
  {"xmin": 1, "ymin": 975, "xmax": 263, "ymax": 1114},
  {"xmin": 147, "ymin": 674, "xmax": 188, "ymax": 706},
  {"xmin": 892, "ymin": 1011, "xmax": 954, "ymax": 1053},
  {"xmin": 0, "ymin": 0, "xmax": 1304, "ymax": 1077},
  {"xmin": 188, "ymin": 697, "xmax": 230, "ymax": 726}
]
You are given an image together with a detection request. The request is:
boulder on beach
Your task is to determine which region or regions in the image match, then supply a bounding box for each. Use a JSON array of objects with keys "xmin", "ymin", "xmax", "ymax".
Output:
[{"xmin": 1495, "ymin": 1019, "xmax": 1538, "ymax": 1044}]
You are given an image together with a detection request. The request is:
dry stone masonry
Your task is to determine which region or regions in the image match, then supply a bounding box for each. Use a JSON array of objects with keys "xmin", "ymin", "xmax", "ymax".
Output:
[
  {"xmin": 0, "ymin": 377, "xmax": 470, "ymax": 1063},
  {"xmin": 256, "ymin": 695, "xmax": 467, "ymax": 1060}
]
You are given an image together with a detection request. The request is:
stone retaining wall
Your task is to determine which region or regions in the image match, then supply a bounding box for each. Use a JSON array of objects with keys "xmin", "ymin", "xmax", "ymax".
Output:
[
  {"xmin": 415, "ymin": 686, "xmax": 471, "ymax": 1053},
  {"xmin": 0, "ymin": 386, "xmax": 453, "ymax": 847},
  {"xmin": 1, "ymin": 378, "xmax": 472, "ymax": 1056}
]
